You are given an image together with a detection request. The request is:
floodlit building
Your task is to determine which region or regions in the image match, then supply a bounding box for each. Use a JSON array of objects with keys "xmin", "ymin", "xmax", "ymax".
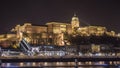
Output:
[
  {"xmin": 11, "ymin": 23, "xmax": 48, "ymax": 45},
  {"xmin": 2, "ymin": 14, "xmax": 116, "ymax": 46},
  {"xmin": 46, "ymin": 22, "xmax": 72, "ymax": 45},
  {"xmin": 77, "ymin": 26, "xmax": 107, "ymax": 36},
  {"xmin": 71, "ymin": 14, "xmax": 80, "ymax": 32},
  {"xmin": 0, "ymin": 34, "xmax": 16, "ymax": 48}
]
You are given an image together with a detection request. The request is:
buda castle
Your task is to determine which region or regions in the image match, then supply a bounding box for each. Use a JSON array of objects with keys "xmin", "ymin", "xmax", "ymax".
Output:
[{"xmin": 0, "ymin": 14, "xmax": 116, "ymax": 47}]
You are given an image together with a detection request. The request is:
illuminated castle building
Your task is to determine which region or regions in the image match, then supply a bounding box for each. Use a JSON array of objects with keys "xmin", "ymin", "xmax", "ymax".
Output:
[
  {"xmin": 11, "ymin": 22, "xmax": 72, "ymax": 46},
  {"xmin": 2, "ymin": 14, "xmax": 116, "ymax": 46},
  {"xmin": 71, "ymin": 14, "xmax": 80, "ymax": 32}
]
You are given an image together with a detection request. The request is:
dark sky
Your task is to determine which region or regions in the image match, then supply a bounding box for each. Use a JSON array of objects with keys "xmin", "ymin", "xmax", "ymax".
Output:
[{"xmin": 0, "ymin": 0, "xmax": 120, "ymax": 34}]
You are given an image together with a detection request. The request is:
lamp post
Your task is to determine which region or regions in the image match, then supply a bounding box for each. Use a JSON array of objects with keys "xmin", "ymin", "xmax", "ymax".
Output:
[{"xmin": 75, "ymin": 59, "xmax": 78, "ymax": 68}]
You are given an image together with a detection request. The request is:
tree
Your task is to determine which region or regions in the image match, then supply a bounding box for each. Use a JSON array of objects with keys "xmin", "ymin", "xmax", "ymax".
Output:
[
  {"xmin": 68, "ymin": 34, "xmax": 120, "ymax": 54},
  {"xmin": 69, "ymin": 34, "xmax": 120, "ymax": 45}
]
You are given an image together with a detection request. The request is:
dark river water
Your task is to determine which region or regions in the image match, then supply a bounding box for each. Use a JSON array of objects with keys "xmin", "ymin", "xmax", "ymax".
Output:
[{"xmin": 1, "ymin": 61, "xmax": 120, "ymax": 68}]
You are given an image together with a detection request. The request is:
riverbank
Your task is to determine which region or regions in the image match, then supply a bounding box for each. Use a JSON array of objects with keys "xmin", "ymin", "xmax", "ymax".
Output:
[{"xmin": 0, "ymin": 56, "xmax": 120, "ymax": 62}]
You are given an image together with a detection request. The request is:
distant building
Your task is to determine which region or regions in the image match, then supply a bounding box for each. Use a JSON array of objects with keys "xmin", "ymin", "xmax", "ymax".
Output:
[
  {"xmin": 46, "ymin": 22, "xmax": 72, "ymax": 45},
  {"xmin": 76, "ymin": 26, "xmax": 107, "ymax": 36},
  {"xmin": 2, "ymin": 14, "xmax": 116, "ymax": 46},
  {"xmin": 71, "ymin": 14, "xmax": 80, "ymax": 32},
  {"xmin": 0, "ymin": 34, "xmax": 16, "ymax": 48}
]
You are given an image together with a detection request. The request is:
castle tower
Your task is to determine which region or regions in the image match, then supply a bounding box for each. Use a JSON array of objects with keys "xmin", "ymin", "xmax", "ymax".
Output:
[{"xmin": 71, "ymin": 13, "xmax": 80, "ymax": 31}]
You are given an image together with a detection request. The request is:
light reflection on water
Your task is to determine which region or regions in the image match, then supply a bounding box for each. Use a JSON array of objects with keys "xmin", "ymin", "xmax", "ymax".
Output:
[{"xmin": 1, "ymin": 61, "xmax": 120, "ymax": 68}]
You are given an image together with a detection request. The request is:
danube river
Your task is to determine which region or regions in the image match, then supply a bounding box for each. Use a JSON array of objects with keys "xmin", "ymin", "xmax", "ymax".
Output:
[{"xmin": 1, "ymin": 61, "xmax": 120, "ymax": 68}]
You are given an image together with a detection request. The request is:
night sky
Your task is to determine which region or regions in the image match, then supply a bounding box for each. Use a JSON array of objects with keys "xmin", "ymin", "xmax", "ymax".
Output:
[{"xmin": 0, "ymin": 0, "xmax": 120, "ymax": 34}]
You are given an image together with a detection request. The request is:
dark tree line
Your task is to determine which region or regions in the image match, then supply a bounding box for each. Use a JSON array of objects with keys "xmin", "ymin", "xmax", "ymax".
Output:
[{"xmin": 68, "ymin": 34, "xmax": 120, "ymax": 47}]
